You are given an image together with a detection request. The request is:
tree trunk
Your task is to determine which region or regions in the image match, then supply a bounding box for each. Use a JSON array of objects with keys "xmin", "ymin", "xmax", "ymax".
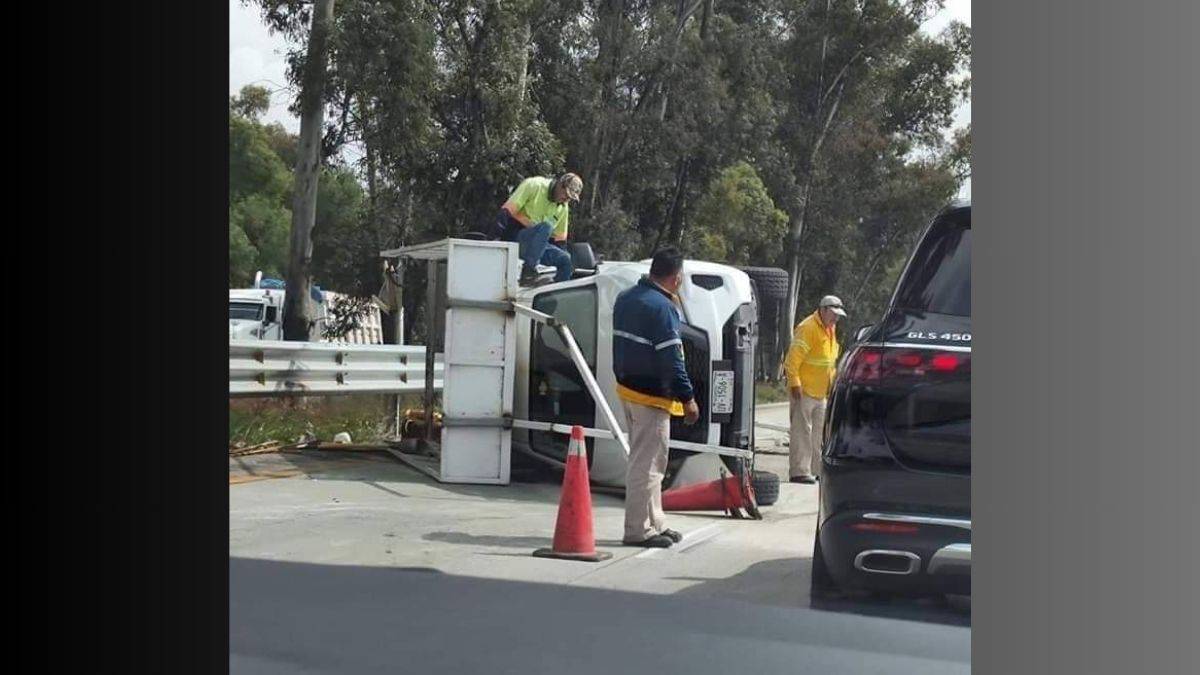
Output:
[
  {"xmin": 665, "ymin": 158, "xmax": 691, "ymax": 246},
  {"xmin": 782, "ymin": 77, "xmax": 845, "ymax": 349},
  {"xmin": 515, "ymin": 20, "xmax": 531, "ymax": 105},
  {"xmin": 784, "ymin": 171, "xmax": 815, "ymax": 347},
  {"xmin": 585, "ymin": 0, "xmax": 625, "ymax": 215},
  {"xmin": 780, "ymin": 0, "xmax": 919, "ymax": 340},
  {"xmin": 362, "ymin": 95, "xmax": 377, "ymax": 230},
  {"xmin": 782, "ymin": 0, "xmax": 838, "ymax": 357},
  {"xmin": 850, "ymin": 225, "xmax": 903, "ymax": 307},
  {"xmin": 785, "ymin": 223, "xmax": 803, "ymax": 335},
  {"xmin": 283, "ymin": 0, "xmax": 336, "ymax": 341}
]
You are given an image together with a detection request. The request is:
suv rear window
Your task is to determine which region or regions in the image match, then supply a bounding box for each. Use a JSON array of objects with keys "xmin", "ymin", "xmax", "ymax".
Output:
[{"xmin": 892, "ymin": 211, "xmax": 971, "ymax": 316}]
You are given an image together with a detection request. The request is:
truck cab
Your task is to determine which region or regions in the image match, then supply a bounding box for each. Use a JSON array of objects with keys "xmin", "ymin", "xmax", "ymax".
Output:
[
  {"xmin": 229, "ymin": 289, "xmax": 284, "ymax": 341},
  {"xmin": 512, "ymin": 260, "xmax": 758, "ymax": 489}
]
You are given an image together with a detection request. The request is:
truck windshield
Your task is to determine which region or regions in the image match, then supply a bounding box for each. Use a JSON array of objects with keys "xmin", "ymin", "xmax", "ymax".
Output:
[{"xmin": 230, "ymin": 302, "xmax": 264, "ymax": 321}]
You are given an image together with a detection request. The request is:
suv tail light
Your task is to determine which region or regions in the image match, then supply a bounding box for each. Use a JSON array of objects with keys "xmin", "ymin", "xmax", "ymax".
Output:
[{"xmin": 844, "ymin": 346, "xmax": 971, "ymax": 384}]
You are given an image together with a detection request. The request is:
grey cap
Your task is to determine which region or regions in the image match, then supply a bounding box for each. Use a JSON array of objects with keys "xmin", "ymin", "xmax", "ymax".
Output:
[
  {"xmin": 819, "ymin": 295, "xmax": 847, "ymax": 317},
  {"xmin": 561, "ymin": 173, "xmax": 583, "ymax": 202}
]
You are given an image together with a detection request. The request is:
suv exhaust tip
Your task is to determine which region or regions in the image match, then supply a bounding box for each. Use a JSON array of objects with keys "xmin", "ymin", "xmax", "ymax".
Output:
[{"xmin": 854, "ymin": 550, "xmax": 921, "ymax": 575}]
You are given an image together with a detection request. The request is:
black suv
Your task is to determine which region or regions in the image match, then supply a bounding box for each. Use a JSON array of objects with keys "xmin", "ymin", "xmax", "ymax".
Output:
[{"xmin": 812, "ymin": 201, "xmax": 971, "ymax": 598}]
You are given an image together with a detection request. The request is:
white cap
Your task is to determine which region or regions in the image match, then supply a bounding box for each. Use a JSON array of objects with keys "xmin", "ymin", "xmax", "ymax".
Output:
[{"xmin": 819, "ymin": 295, "xmax": 847, "ymax": 317}]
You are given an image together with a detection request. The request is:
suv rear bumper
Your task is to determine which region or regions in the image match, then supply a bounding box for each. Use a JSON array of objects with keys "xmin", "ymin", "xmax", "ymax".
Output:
[{"xmin": 817, "ymin": 510, "xmax": 971, "ymax": 596}]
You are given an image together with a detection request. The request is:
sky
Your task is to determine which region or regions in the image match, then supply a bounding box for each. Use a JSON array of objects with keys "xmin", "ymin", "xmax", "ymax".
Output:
[
  {"xmin": 229, "ymin": 0, "xmax": 970, "ymax": 195},
  {"xmin": 230, "ymin": 1, "xmax": 300, "ymax": 133}
]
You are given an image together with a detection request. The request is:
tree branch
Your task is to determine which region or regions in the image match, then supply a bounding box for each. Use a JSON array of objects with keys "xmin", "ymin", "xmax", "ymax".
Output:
[
  {"xmin": 323, "ymin": 86, "xmax": 355, "ymax": 159},
  {"xmin": 851, "ymin": 224, "xmax": 903, "ymax": 307}
]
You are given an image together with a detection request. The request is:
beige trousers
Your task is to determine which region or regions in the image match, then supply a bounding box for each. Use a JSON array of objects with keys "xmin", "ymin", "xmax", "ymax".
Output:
[
  {"xmin": 623, "ymin": 400, "xmax": 671, "ymax": 541},
  {"xmin": 789, "ymin": 392, "xmax": 827, "ymax": 479}
]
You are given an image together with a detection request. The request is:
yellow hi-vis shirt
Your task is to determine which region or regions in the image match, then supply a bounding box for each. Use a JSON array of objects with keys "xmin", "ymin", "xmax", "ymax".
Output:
[
  {"xmin": 501, "ymin": 176, "xmax": 571, "ymax": 241},
  {"xmin": 784, "ymin": 311, "xmax": 840, "ymax": 399}
]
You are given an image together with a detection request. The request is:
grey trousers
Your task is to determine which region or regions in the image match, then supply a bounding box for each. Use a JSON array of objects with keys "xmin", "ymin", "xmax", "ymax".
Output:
[
  {"xmin": 623, "ymin": 400, "xmax": 671, "ymax": 541},
  {"xmin": 789, "ymin": 392, "xmax": 828, "ymax": 479}
]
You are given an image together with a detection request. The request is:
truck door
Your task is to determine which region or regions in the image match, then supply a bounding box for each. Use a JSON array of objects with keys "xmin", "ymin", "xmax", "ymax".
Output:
[{"xmin": 527, "ymin": 285, "xmax": 598, "ymax": 463}]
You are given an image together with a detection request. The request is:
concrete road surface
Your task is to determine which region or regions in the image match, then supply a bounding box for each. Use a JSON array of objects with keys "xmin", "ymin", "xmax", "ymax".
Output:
[{"xmin": 230, "ymin": 402, "xmax": 969, "ymax": 672}]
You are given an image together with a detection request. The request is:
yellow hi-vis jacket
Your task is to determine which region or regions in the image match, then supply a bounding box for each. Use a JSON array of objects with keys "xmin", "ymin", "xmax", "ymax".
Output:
[{"xmin": 784, "ymin": 311, "xmax": 840, "ymax": 400}]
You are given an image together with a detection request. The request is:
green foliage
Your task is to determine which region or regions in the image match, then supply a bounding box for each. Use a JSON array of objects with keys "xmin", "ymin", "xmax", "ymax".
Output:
[
  {"xmin": 229, "ymin": 84, "xmax": 370, "ymax": 293},
  {"xmin": 689, "ymin": 162, "xmax": 789, "ymax": 266},
  {"xmin": 879, "ymin": 26, "xmax": 972, "ymax": 146},
  {"xmin": 238, "ymin": 0, "xmax": 972, "ymax": 352},
  {"xmin": 571, "ymin": 202, "xmax": 645, "ymax": 263},
  {"xmin": 230, "ymin": 84, "xmax": 272, "ymax": 120},
  {"xmin": 229, "ymin": 114, "xmax": 291, "ymax": 203},
  {"xmin": 229, "ymin": 222, "xmax": 259, "ymax": 286},
  {"xmin": 229, "ymin": 395, "xmax": 410, "ymax": 447},
  {"xmin": 261, "ymin": 121, "xmax": 299, "ymax": 168},
  {"xmin": 230, "ymin": 193, "xmax": 291, "ymax": 278},
  {"xmin": 229, "ymin": 100, "xmax": 296, "ymax": 282},
  {"xmin": 424, "ymin": 0, "xmax": 565, "ymax": 234},
  {"xmin": 311, "ymin": 166, "xmax": 370, "ymax": 294},
  {"xmin": 947, "ymin": 124, "xmax": 971, "ymax": 181}
]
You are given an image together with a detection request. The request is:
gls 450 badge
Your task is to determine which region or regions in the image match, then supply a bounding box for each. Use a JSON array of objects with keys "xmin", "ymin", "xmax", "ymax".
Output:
[{"xmin": 907, "ymin": 331, "xmax": 972, "ymax": 341}]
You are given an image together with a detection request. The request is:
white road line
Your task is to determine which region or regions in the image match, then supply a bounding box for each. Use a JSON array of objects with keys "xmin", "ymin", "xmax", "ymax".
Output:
[
  {"xmin": 673, "ymin": 522, "xmax": 725, "ymax": 553},
  {"xmin": 635, "ymin": 546, "xmax": 666, "ymax": 559},
  {"xmin": 634, "ymin": 522, "xmax": 725, "ymax": 559}
]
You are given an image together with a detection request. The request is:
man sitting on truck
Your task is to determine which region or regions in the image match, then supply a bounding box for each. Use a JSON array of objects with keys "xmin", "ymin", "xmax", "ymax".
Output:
[{"xmin": 490, "ymin": 173, "xmax": 582, "ymax": 285}]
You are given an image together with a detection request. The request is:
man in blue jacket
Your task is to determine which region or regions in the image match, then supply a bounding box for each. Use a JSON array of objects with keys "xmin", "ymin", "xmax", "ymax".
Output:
[{"xmin": 612, "ymin": 247, "xmax": 700, "ymax": 548}]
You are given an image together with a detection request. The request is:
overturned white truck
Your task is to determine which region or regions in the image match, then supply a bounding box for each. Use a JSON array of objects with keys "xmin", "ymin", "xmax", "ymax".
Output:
[{"xmin": 386, "ymin": 240, "xmax": 780, "ymax": 504}]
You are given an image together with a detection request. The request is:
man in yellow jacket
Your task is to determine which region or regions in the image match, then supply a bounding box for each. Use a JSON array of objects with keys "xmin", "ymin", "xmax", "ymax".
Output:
[{"xmin": 783, "ymin": 295, "xmax": 846, "ymax": 483}]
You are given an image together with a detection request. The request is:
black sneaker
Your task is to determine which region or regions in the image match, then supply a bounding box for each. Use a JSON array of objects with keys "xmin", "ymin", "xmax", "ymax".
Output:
[
  {"xmin": 661, "ymin": 529, "xmax": 683, "ymax": 544},
  {"xmin": 622, "ymin": 534, "xmax": 673, "ymax": 548},
  {"xmin": 519, "ymin": 264, "xmax": 539, "ymax": 286},
  {"xmin": 790, "ymin": 475, "xmax": 816, "ymax": 484}
]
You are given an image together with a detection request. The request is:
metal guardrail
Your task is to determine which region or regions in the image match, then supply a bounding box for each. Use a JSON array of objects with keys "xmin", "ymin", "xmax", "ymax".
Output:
[{"xmin": 229, "ymin": 340, "xmax": 443, "ymax": 397}]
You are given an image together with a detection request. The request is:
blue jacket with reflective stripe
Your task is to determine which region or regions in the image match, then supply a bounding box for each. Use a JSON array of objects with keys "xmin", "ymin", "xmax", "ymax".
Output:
[{"xmin": 612, "ymin": 277, "xmax": 695, "ymax": 403}]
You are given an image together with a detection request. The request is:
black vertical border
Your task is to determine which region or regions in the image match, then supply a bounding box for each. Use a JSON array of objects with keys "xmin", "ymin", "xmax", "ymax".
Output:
[{"xmin": 87, "ymin": 1, "xmax": 232, "ymax": 670}]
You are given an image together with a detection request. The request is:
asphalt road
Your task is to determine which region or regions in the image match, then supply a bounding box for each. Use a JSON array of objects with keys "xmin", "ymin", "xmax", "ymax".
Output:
[
  {"xmin": 229, "ymin": 402, "xmax": 969, "ymax": 673},
  {"xmin": 231, "ymin": 558, "xmax": 968, "ymax": 674}
]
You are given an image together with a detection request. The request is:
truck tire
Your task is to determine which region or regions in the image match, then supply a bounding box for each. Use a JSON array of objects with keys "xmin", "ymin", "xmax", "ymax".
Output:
[
  {"xmin": 738, "ymin": 266, "xmax": 789, "ymax": 302},
  {"xmin": 751, "ymin": 470, "xmax": 780, "ymax": 506}
]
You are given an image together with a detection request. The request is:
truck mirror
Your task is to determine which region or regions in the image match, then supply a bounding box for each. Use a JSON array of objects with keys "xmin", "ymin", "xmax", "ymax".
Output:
[{"xmin": 264, "ymin": 306, "xmax": 278, "ymax": 323}]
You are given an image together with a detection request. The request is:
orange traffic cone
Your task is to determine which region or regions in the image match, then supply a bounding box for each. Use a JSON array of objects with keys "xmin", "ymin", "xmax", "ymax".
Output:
[
  {"xmin": 533, "ymin": 425, "xmax": 613, "ymax": 562},
  {"xmin": 661, "ymin": 465, "xmax": 762, "ymax": 520}
]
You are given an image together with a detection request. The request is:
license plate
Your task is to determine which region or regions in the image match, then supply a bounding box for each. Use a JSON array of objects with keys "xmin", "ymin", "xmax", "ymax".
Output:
[{"xmin": 711, "ymin": 370, "xmax": 734, "ymax": 415}]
